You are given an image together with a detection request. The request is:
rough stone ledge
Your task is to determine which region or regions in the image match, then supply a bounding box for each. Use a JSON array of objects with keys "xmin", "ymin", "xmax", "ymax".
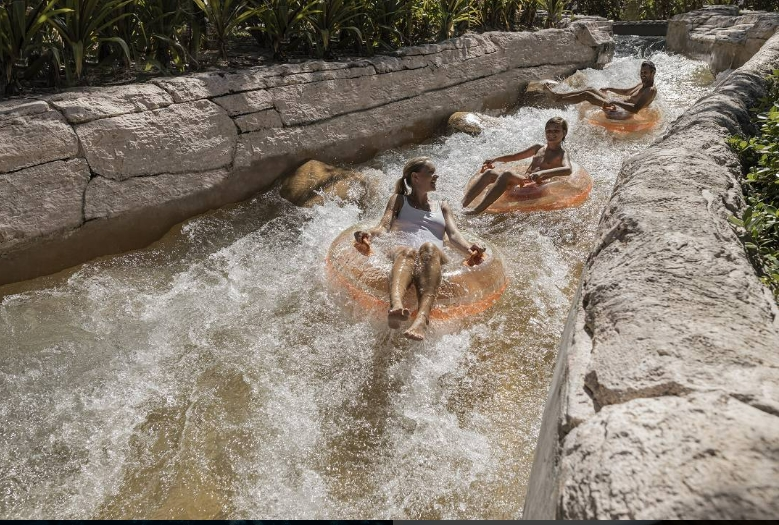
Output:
[
  {"xmin": 523, "ymin": 26, "xmax": 779, "ymax": 521},
  {"xmin": 0, "ymin": 98, "xmax": 79, "ymax": 174},
  {"xmin": 0, "ymin": 23, "xmax": 612, "ymax": 286},
  {"xmin": 667, "ymin": 6, "xmax": 779, "ymax": 74}
]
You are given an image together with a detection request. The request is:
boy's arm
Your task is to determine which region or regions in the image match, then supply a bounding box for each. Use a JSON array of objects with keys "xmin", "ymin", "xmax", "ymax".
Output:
[
  {"xmin": 486, "ymin": 144, "xmax": 542, "ymax": 164},
  {"xmin": 531, "ymin": 151, "xmax": 573, "ymax": 183}
]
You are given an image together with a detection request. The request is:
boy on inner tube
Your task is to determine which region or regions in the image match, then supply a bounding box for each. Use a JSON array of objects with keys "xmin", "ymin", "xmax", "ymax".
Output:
[{"xmin": 461, "ymin": 117, "xmax": 572, "ymax": 215}]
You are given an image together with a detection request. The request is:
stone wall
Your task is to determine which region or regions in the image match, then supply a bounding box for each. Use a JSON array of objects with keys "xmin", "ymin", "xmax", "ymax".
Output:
[
  {"xmin": 667, "ymin": 5, "xmax": 779, "ymax": 74},
  {"xmin": 523, "ymin": 29, "xmax": 779, "ymax": 520},
  {"xmin": 0, "ymin": 22, "xmax": 612, "ymax": 286}
]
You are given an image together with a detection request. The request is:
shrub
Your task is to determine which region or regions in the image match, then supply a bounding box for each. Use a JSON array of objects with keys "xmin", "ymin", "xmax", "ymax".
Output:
[{"xmin": 729, "ymin": 69, "xmax": 779, "ymax": 301}]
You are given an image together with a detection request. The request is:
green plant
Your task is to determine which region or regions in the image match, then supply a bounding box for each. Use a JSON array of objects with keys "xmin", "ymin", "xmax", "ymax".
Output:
[
  {"xmin": 0, "ymin": 0, "xmax": 69, "ymax": 95},
  {"xmin": 479, "ymin": 0, "xmax": 522, "ymax": 31},
  {"xmin": 308, "ymin": 0, "xmax": 362, "ymax": 58},
  {"xmin": 191, "ymin": 0, "xmax": 260, "ymax": 58},
  {"xmin": 136, "ymin": 0, "xmax": 194, "ymax": 72},
  {"xmin": 729, "ymin": 70, "xmax": 779, "ymax": 301},
  {"xmin": 436, "ymin": 0, "xmax": 479, "ymax": 39},
  {"xmin": 47, "ymin": 0, "xmax": 133, "ymax": 82},
  {"xmin": 538, "ymin": 0, "xmax": 566, "ymax": 28},
  {"xmin": 251, "ymin": 0, "xmax": 318, "ymax": 59},
  {"xmin": 360, "ymin": 0, "xmax": 407, "ymax": 53}
]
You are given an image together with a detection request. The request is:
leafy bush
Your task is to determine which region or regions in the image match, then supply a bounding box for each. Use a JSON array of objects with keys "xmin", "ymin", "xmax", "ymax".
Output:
[{"xmin": 729, "ymin": 69, "xmax": 779, "ymax": 301}]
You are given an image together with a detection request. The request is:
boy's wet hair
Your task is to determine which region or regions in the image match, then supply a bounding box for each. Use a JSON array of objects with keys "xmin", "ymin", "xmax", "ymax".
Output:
[
  {"xmin": 641, "ymin": 60, "xmax": 656, "ymax": 72},
  {"xmin": 546, "ymin": 116, "xmax": 568, "ymax": 140}
]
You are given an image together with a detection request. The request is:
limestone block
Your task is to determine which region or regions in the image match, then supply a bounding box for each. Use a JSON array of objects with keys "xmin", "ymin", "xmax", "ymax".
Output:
[
  {"xmin": 234, "ymin": 63, "xmax": 567, "ymax": 172},
  {"xmin": 0, "ymin": 158, "xmax": 89, "ymax": 250},
  {"xmin": 581, "ymin": 144, "xmax": 779, "ymax": 415},
  {"xmin": 270, "ymin": 41, "xmax": 505, "ymax": 126},
  {"xmin": 0, "ymin": 99, "xmax": 79, "ymax": 174},
  {"xmin": 84, "ymin": 169, "xmax": 230, "ymax": 219},
  {"xmin": 280, "ymin": 159, "xmax": 372, "ymax": 207},
  {"xmin": 261, "ymin": 64, "xmax": 376, "ymax": 89},
  {"xmin": 560, "ymin": 393, "xmax": 779, "ymax": 519},
  {"xmin": 76, "ymin": 100, "xmax": 237, "ymax": 180},
  {"xmin": 234, "ymin": 109, "xmax": 283, "ymax": 133},
  {"xmin": 488, "ymin": 30, "xmax": 596, "ymax": 71},
  {"xmin": 212, "ymin": 90, "xmax": 274, "ymax": 116},
  {"xmin": 44, "ymin": 84, "xmax": 174, "ymax": 124},
  {"xmin": 152, "ymin": 69, "xmax": 268, "ymax": 103}
]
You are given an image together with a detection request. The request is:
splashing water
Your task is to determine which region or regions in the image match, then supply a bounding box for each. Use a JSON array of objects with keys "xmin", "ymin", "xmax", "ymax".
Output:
[{"xmin": 0, "ymin": 39, "xmax": 713, "ymax": 519}]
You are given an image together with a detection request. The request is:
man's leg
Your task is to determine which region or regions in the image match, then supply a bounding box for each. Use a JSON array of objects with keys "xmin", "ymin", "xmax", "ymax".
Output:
[{"xmin": 544, "ymin": 84, "xmax": 609, "ymax": 106}]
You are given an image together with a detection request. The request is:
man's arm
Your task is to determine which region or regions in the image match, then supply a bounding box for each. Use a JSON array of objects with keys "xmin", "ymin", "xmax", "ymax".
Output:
[
  {"xmin": 609, "ymin": 86, "xmax": 656, "ymax": 114},
  {"xmin": 603, "ymin": 83, "xmax": 641, "ymax": 96}
]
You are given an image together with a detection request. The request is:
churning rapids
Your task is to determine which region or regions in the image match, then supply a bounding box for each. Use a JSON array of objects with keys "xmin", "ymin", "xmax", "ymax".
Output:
[{"xmin": 0, "ymin": 38, "xmax": 714, "ymax": 519}]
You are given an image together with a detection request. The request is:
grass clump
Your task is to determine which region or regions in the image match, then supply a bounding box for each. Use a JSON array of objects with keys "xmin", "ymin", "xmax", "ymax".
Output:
[{"xmin": 729, "ymin": 69, "xmax": 779, "ymax": 301}]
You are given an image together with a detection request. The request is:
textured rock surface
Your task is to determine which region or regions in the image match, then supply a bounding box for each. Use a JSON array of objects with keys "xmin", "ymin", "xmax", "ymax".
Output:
[
  {"xmin": 85, "ymin": 169, "xmax": 230, "ymax": 219},
  {"xmin": 0, "ymin": 99, "xmax": 79, "ymax": 174},
  {"xmin": 560, "ymin": 393, "xmax": 779, "ymax": 520},
  {"xmin": 524, "ymin": 27, "xmax": 779, "ymax": 521},
  {"xmin": 667, "ymin": 6, "xmax": 779, "ymax": 74},
  {"xmin": 0, "ymin": 25, "xmax": 612, "ymax": 285},
  {"xmin": 280, "ymin": 159, "xmax": 372, "ymax": 208},
  {"xmin": 76, "ymin": 100, "xmax": 236, "ymax": 180},
  {"xmin": 448, "ymin": 112, "xmax": 486, "ymax": 135},
  {"xmin": 0, "ymin": 159, "xmax": 90, "ymax": 249},
  {"xmin": 44, "ymin": 84, "xmax": 174, "ymax": 124}
]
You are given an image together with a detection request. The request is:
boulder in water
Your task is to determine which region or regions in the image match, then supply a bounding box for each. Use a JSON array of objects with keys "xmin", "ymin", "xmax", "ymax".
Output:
[
  {"xmin": 447, "ymin": 112, "xmax": 486, "ymax": 135},
  {"xmin": 280, "ymin": 159, "xmax": 373, "ymax": 208}
]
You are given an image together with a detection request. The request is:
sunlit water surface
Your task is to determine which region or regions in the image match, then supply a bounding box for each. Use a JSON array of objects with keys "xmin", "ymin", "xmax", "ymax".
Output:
[{"xmin": 0, "ymin": 38, "xmax": 713, "ymax": 519}]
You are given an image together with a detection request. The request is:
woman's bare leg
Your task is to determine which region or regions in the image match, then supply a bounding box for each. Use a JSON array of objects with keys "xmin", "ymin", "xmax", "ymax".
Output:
[
  {"xmin": 404, "ymin": 243, "xmax": 444, "ymax": 341},
  {"xmin": 464, "ymin": 170, "xmax": 526, "ymax": 215},
  {"xmin": 462, "ymin": 169, "xmax": 498, "ymax": 208},
  {"xmin": 388, "ymin": 246, "xmax": 415, "ymax": 328}
]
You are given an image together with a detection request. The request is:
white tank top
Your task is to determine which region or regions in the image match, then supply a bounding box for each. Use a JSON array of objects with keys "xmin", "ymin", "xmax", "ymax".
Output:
[{"xmin": 391, "ymin": 195, "xmax": 447, "ymax": 249}]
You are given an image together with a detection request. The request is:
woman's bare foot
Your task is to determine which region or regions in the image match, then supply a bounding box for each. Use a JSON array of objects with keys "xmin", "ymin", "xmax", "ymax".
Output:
[
  {"xmin": 403, "ymin": 314, "xmax": 428, "ymax": 340},
  {"xmin": 388, "ymin": 307, "xmax": 410, "ymax": 329}
]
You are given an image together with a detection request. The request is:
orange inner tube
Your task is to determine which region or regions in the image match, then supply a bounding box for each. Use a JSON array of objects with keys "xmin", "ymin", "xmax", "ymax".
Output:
[
  {"xmin": 466, "ymin": 161, "xmax": 592, "ymax": 214},
  {"xmin": 325, "ymin": 227, "xmax": 508, "ymax": 321},
  {"xmin": 580, "ymin": 103, "xmax": 661, "ymax": 133}
]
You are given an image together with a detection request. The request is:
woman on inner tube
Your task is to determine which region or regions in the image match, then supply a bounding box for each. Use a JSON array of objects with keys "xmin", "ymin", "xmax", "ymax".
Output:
[{"xmin": 353, "ymin": 156, "xmax": 485, "ymax": 341}]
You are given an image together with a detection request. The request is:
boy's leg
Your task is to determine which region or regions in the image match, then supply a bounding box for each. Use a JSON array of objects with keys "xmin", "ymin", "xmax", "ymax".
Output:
[
  {"xmin": 404, "ymin": 243, "xmax": 444, "ymax": 341},
  {"xmin": 464, "ymin": 170, "xmax": 525, "ymax": 215},
  {"xmin": 544, "ymin": 84, "xmax": 609, "ymax": 106},
  {"xmin": 462, "ymin": 169, "xmax": 499, "ymax": 207}
]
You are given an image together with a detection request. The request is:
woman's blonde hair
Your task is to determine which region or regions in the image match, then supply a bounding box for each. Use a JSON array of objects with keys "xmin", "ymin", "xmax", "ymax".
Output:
[{"xmin": 395, "ymin": 156, "xmax": 432, "ymax": 195}]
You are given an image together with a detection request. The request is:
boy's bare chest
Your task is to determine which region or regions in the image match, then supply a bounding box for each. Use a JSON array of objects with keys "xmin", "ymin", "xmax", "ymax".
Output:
[{"xmin": 531, "ymin": 149, "xmax": 563, "ymax": 169}]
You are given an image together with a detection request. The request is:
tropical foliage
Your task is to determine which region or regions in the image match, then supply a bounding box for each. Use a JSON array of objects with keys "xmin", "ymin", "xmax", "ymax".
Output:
[
  {"xmin": 729, "ymin": 69, "xmax": 779, "ymax": 301},
  {"xmin": 1, "ymin": 0, "xmax": 778, "ymax": 96}
]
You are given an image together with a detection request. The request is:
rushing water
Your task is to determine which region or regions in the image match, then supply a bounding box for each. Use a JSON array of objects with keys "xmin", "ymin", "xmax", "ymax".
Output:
[{"xmin": 0, "ymin": 38, "xmax": 713, "ymax": 519}]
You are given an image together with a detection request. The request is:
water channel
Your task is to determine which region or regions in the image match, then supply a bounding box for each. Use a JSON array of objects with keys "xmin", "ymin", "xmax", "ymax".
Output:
[{"xmin": 0, "ymin": 37, "xmax": 714, "ymax": 519}]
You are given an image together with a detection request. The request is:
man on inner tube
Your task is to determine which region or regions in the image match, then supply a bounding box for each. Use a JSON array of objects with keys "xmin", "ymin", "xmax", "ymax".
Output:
[{"xmin": 543, "ymin": 60, "xmax": 657, "ymax": 117}]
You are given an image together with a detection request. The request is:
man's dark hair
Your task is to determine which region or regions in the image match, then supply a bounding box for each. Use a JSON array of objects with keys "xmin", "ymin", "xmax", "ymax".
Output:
[{"xmin": 641, "ymin": 60, "xmax": 656, "ymax": 72}]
